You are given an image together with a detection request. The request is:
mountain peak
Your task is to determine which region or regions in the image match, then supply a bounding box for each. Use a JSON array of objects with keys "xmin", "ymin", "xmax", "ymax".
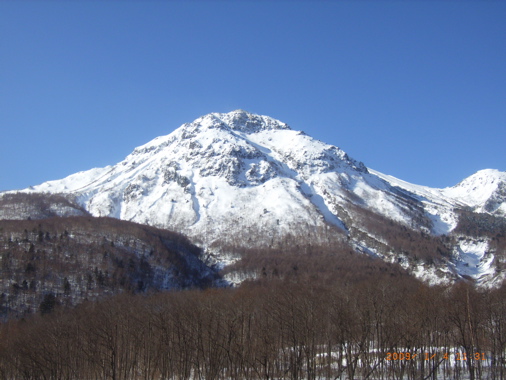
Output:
[
  {"xmin": 452, "ymin": 169, "xmax": 505, "ymax": 193},
  {"xmin": 194, "ymin": 110, "xmax": 291, "ymax": 134},
  {"xmin": 443, "ymin": 169, "xmax": 506, "ymax": 216},
  {"xmin": 3, "ymin": 111, "xmax": 506, "ymax": 288}
]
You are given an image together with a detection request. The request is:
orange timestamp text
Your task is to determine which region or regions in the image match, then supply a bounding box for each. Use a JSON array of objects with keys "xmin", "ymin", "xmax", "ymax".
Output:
[{"xmin": 385, "ymin": 352, "xmax": 486, "ymax": 361}]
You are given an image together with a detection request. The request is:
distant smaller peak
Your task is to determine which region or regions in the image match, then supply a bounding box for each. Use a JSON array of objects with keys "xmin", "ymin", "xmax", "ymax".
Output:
[
  {"xmin": 474, "ymin": 168, "xmax": 505, "ymax": 177},
  {"xmin": 456, "ymin": 169, "xmax": 505, "ymax": 186}
]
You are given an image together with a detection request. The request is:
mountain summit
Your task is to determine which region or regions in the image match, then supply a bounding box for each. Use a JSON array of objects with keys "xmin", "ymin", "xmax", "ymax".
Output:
[
  {"xmin": 17, "ymin": 110, "xmax": 374, "ymax": 239},
  {"xmin": 194, "ymin": 110, "xmax": 292, "ymax": 133},
  {"xmin": 1, "ymin": 111, "xmax": 505, "ymax": 286}
]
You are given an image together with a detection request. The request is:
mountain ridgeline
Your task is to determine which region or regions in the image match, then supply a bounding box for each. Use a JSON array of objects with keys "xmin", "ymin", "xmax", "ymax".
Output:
[{"xmin": 1, "ymin": 110, "xmax": 505, "ymax": 299}]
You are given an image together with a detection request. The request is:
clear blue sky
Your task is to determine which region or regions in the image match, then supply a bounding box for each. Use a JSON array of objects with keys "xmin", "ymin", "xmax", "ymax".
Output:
[{"xmin": 1, "ymin": 1, "xmax": 505, "ymax": 192}]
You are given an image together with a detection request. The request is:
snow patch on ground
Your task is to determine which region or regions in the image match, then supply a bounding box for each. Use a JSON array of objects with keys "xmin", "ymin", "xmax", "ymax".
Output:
[
  {"xmin": 450, "ymin": 239, "xmax": 495, "ymax": 281},
  {"xmin": 412, "ymin": 264, "xmax": 453, "ymax": 286}
]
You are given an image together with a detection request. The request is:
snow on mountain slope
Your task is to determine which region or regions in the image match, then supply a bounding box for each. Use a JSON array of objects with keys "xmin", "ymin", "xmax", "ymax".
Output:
[
  {"xmin": 442, "ymin": 169, "xmax": 506, "ymax": 216},
  {"xmin": 369, "ymin": 170, "xmax": 462, "ymax": 235},
  {"xmin": 2, "ymin": 110, "xmax": 505, "ymax": 286},
  {"xmin": 370, "ymin": 168, "xmax": 506, "ymax": 233},
  {"xmin": 11, "ymin": 110, "xmax": 428, "ymax": 245},
  {"xmin": 370, "ymin": 169, "xmax": 506, "ymax": 286}
]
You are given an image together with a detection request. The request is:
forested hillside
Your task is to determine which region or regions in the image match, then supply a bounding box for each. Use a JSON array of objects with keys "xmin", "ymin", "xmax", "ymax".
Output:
[
  {"xmin": 1, "ymin": 264, "xmax": 505, "ymax": 380},
  {"xmin": 0, "ymin": 217, "xmax": 219, "ymax": 319},
  {"xmin": 0, "ymin": 213, "xmax": 505, "ymax": 379}
]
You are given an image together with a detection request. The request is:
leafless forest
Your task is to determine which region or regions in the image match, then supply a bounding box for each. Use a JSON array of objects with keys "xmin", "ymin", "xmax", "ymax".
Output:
[
  {"xmin": 0, "ymin": 210, "xmax": 505, "ymax": 379},
  {"xmin": 1, "ymin": 255, "xmax": 506, "ymax": 379}
]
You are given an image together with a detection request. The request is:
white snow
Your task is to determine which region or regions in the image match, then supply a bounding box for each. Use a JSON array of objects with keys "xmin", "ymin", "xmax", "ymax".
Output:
[
  {"xmin": 2, "ymin": 110, "xmax": 505, "ymax": 288},
  {"xmin": 371, "ymin": 168, "xmax": 506, "ymax": 225},
  {"xmin": 441, "ymin": 169, "xmax": 506, "ymax": 214},
  {"xmin": 449, "ymin": 239, "xmax": 496, "ymax": 282}
]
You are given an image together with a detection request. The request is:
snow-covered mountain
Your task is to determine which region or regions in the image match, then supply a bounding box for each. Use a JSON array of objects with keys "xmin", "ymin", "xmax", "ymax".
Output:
[
  {"xmin": 443, "ymin": 169, "xmax": 506, "ymax": 215},
  {"xmin": 6, "ymin": 111, "xmax": 426, "ymax": 241},
  {"xmin": 371, "ymin": 169, "xmax": 506, "ymax": 233},
  {"xmin": 2, "ymin": 110, "xmax": 505, "ymax": 286}
]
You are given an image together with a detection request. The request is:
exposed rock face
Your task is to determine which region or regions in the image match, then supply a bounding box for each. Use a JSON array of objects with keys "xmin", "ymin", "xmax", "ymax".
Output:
[{"xmin": 1, "ymin": 110, "xmax": 505, "ymax": 287}]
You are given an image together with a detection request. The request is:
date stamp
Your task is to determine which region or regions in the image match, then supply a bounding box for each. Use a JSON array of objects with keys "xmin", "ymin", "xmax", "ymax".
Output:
[{"xmin": 385, "ymin": 352, "xmax": 486, "ymax": 361}]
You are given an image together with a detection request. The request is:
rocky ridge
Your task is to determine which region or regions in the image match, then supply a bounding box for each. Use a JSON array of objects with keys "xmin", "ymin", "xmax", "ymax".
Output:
[{"xmin": 1, "ymin": 110, "xmax": 505, "ymax": 287}]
